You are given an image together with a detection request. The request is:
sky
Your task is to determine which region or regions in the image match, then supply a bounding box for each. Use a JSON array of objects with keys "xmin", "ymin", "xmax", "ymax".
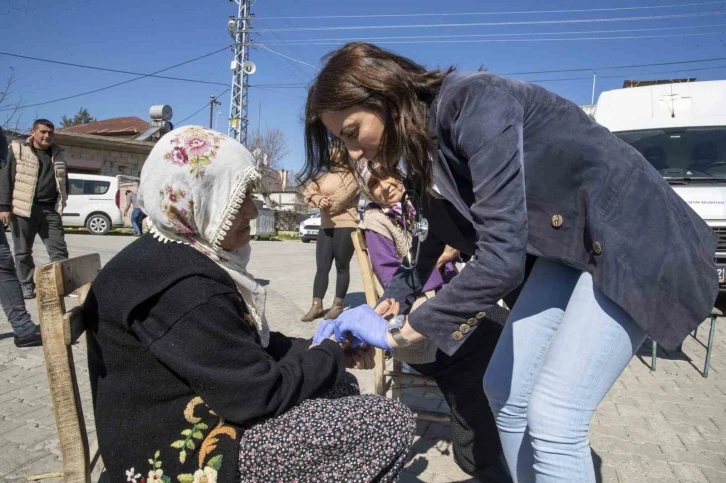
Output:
[{"xmin": 2, "ymin": 0, "xmax": 726, "ymax": 172}]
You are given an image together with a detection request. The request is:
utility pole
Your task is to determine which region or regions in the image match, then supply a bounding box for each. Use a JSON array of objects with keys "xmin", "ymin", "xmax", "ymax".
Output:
[
  {"xmin": 209, "ymin": 95, "xmax": 221, "ymax": 129},
  {"xmin": 227, "ymin": 0, "xmax": 254, "ymax": 145}
]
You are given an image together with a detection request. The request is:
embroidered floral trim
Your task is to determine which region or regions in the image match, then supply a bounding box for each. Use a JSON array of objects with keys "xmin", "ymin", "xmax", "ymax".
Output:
[
  {"xmin": 163, "ymin": 127, "xmax": 224, "ymax": 179},
  {"xmin": 207, "ymin": 166, "xmax": 261, "ymax": 250},
  {"xmin": 125, "ymin": 397, "xmax": 235, "ymax": 483},
  {"xmin": 159, "ymin": 186, "xmax": 197, "ymax": 236}
]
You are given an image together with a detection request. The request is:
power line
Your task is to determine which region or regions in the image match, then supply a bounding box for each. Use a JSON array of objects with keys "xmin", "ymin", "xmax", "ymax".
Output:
[
  {"xmin": 255, "ymin": 44, "xmax": 320, "ymax": 71},
  {"xmin": 178, "ymin": 88, "xmax": 231, "ymax": 125},
  {"xmin": 527, "ymin": 63, "xmax": 726, "ymax": 83},
  {"xmin": 253, "ymin": 26, "xmax": 314, "ymax": 81},
  {"xmin": 253, "ymin": 42, "xmax": 311, "ymax": 83},
  {"xmin": 257, "ymin": 31, "xmax": 724, "ymax": 46},
  {"xmin": 258, "ymin": 23, "xmax": 726, "ymax": 44},
  {"xmin": 0, "ymin": 51, "xmax": 229, "ymax": 87},
  {"xmin": 257, "ymin": 5, "xmax": 318, "ymax": 76},
  {"xmin": 0, "ymin": 46, "xmax": 230, "ymax": 112},
  {"xmin": 248, "ymin": 63, "xmax": 726, "ymax": 94},
  {"xmin": 256, "ymin": 1, "xmax": 726, "ymax": 20},
  {"xmin": 247, "ymin": 55, "xmax": 726, "ymax": 88},
  {"xmin": 259, "ymin": 11, "xmax": 726, "ymax": 32},
  {"xmin": 253, "ymin": 86, "xmax": 307, "ymax": 100}
]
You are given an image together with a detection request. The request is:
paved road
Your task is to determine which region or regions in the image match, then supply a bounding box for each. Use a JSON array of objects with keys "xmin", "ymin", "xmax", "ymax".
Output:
[{"xmin": 0, "ymin": 234, "xmax": 724, "ymax": 482}]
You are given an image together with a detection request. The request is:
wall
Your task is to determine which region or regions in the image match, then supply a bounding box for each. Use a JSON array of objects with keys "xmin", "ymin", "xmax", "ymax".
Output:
[
  {"xmin": 54, "ymin": 132, "xmax": 154, "ymax": 177},
  {"xmin": 62, "ymin": 144, "xmax": 148, "ymax": 176}
]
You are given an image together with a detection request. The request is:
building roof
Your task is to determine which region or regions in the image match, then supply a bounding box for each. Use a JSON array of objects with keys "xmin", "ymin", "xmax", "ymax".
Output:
[
  {"xmin": 58, "ymin": 116, "xmax": 150, "ymax": 136},
  {"xmin": 54, "ymin": 132, "xmax": 155, "ymax": 155}
]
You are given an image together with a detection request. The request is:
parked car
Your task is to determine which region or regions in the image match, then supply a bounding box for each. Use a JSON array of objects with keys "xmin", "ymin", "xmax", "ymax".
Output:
[
  {"xmin": 299, "ymin": 213, "xmax": 321, "ymax": 243},
  {"xmin": 63, "ymin": 174, "xmax": 136, "ymax": 235}
]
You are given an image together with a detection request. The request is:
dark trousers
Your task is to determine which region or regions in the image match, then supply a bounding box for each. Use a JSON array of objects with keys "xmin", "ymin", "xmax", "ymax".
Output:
[
  {"xmin": 10, "ymin": 203, "xmax": 69, "ymax": 287},
  {"xmin": 313, "ymin": 227, "xmax": 355, "ymax": 299},
  {"xmin": 131, "ymin": 208, "xmax": 146, "ymax": 235},
  {"xmin": 411, "ymin": 316, "xmax": 511, "ymax": 483},
  {"xmin": 0, "ymin": 228, "xmax": 35, "ymax": 337}
]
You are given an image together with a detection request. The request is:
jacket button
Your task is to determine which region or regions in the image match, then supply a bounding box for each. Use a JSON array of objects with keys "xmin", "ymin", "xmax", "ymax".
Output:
[
  {"xmin": 551, "ymin": 214, "xmax": 563, "ymax": 228},
  {"xmin": 475, "ymin": 311, "xmax": 486, "ymax": 319},
  {"xmin": 593, "ymin": 241, "xmax": 603, "ymax": 255},
  {"xmin": 452, "ymin": 330, "xmax": 463, "ymax": 341},
  {"xmin": 459, "ymin": 323, "xmax": 471, "ymax": 334},
  {"xmin": 468, "ymin": 317, "xmax": 479, "ymax": 327}
]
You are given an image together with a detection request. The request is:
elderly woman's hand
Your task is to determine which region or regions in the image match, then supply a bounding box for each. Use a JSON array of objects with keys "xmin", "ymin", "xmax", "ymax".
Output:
[
  {"xmin": 436, "ymin": 245, "xmax": 459, "ymax": 269},
  {"xmin": 342, "ymin": 343, "xmax": 375, "ymax": 370}
]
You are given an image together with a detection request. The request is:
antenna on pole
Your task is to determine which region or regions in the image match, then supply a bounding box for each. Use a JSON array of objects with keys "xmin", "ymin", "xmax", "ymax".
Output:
[
  {"xmin": 228, "ymin": 0, "xmax": 255, "ymax": 145},
  {"xmin": 209, "ymin": 95, "xmax": 221, "ymax": 129}
]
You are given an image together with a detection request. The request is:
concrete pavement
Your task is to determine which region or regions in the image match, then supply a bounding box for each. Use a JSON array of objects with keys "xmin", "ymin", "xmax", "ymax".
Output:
[{"xmin": 0, "ymin": 234, "xmax": 724, "ymax": 482}]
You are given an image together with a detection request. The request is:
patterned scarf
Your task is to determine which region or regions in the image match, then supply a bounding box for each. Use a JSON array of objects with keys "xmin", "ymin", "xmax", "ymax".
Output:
[{"xmin": 137, "ymin": 126, "xmax": 270, "ymax": 347}]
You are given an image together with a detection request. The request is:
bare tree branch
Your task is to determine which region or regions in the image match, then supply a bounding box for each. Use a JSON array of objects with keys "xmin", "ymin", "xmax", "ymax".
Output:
[
  {"xmin": 0, "ymin": 70, "xmax": 24, "ymax": 133},
  {"xmin": 249, "ymin": 128, "xmax": 291, "ymax": 205}
]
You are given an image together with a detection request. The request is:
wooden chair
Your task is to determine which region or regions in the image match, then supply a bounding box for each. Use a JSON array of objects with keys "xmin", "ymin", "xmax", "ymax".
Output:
[
  {"xmin": 351, "ymin": 229, "xmax": 450, "ymax": 422},
  {"xmin": 29, "ymin": 254, "xmax": 103, "ymax": 483}
]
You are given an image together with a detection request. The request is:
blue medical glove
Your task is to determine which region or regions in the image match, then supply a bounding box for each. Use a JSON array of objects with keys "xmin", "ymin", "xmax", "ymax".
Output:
[
  {"xmin": 312, "ymin": 319, "xmax": 337, "ymax": 344},
  {"xmin": 332, "ymin": 305, "xmax": 392, "ymax": 351}
]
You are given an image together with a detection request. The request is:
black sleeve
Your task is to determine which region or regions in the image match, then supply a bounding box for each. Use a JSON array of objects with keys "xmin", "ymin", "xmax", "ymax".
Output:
[
  {"xmin": 139, "ymin": 293, "xmax": 346, "ymax": 426},
  {"xmin": 0, "ymin": 144, "xmax": 16, "ymax": 212},
  {"xmin": 407, "ymin": 79, "xmax": 528, "ymax": 356},
  {"xmin": 265, "ymin": 331, "xmax": 312, "ymax": 361}
]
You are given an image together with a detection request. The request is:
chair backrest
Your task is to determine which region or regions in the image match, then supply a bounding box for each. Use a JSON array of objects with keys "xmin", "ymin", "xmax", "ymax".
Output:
[
  {"xmin": 351, "ymin": 229, "xmax": 380, "ymax": 307},
  {"xmin": 36, "ymin": 254, "xmax": 102, "ymax": 483}
]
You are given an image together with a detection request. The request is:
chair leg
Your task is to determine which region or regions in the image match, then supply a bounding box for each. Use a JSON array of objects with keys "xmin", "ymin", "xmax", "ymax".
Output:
[
  {"xmin": 651, "ymin": 338, "xmax": 657, "ymax": 371},
  {"xmin": 392, "ymin": 358, "xmax": 403, "ymax": 400},
  {"xmin": 703, "ymin": 316, "xmax": 717, "ymax": 378},
  {"xmin": 373, "ymin": 348, "xmax": 386, "ymax": 396}
]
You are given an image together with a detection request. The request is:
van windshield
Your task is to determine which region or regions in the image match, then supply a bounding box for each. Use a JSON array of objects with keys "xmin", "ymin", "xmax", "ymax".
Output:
[{"xmin": 615, "ymin": 127, "xmax": 726, "ymax": 183}]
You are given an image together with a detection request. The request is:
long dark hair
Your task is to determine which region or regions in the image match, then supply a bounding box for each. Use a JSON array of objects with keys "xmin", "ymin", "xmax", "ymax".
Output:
[{"xmin": 302, "ymin": 42, "xmax": 452, "ymax": 191}]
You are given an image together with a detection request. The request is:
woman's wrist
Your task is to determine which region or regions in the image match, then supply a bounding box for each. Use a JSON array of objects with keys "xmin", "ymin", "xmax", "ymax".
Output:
[{"xmin": 386, "ymin": 332, "xmax": 398, "ymax": 350}]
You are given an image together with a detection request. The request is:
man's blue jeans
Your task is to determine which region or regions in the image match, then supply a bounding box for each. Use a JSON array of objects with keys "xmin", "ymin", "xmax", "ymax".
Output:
[
  {"xmin": 0, "ymin": 228, "xmax": 35, "ymax": 337},
  {"xmin": 131, "ymin": 208, "xmax": 146, "ymax": 236},
  {"xmin": 483, "ymin": 258, "xmax": 647, "ymax": 483}
]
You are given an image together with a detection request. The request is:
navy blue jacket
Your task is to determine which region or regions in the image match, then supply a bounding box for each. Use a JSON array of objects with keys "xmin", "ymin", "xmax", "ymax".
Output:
[{"xmin": 382, "ymin": 71, "xmax": 718, "ymax": 356}]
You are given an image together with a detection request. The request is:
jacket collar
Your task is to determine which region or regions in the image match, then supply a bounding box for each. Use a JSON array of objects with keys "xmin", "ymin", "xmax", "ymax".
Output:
[
  {"xmin": 426, "ymin": 101, "xmax": 474, "ymax": 224},
  {"xmin": 23, "ymin": 137, "xmax": 63, "ymax": 157}
]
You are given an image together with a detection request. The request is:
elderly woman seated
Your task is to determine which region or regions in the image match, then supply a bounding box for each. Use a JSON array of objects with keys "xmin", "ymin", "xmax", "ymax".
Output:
[
  {"xmin": 353, "ymin": 159, "xmax": 512, "ymax": 483},
  {"xmin": 83, "ymin": 127, "xmax": 414, "ymax": 483}
]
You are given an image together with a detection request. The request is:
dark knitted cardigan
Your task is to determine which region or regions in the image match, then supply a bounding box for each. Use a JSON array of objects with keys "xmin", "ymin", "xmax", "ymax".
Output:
[{"xmin": 84, "ymin": 235, "xmax": 346, "ymax": 483}]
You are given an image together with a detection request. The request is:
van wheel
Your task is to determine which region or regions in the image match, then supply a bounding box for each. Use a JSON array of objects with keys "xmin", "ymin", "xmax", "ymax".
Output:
[{"xmin": 86, "ymin": 214, "xmax": 111, "ymax": 235}]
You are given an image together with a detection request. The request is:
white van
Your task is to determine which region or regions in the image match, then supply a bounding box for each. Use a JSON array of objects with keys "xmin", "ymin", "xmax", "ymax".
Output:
[
  {"xmin": 63, "ymin": 174, "xmax": 135, "ymax": 235},
  {"xmin": 594, "ymin": 80, "xmax": 726, "ymax": 289}
]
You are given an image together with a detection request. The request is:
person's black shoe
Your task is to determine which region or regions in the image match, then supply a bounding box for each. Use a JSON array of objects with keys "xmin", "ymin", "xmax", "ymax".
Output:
[
  {"xmin": 21, "ymin": 284, "xmax": 36, "ymax": 300},
  {"xmin": 14, "ymin": 326, "xmax": 42, "ymax": 348}
]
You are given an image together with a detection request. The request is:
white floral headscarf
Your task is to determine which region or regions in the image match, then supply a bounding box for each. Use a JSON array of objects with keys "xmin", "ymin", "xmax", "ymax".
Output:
[{"xmin": 137, "ymin": 126, "xmax": 270, "ymax": 346}]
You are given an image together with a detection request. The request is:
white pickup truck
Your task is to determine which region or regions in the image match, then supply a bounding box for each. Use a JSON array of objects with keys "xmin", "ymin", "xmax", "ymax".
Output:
[{"xmin": 594, "ymin": 80, "xmax": 726, "ymax": 290}]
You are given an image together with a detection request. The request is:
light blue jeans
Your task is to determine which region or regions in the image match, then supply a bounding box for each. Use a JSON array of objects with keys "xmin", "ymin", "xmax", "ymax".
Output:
[{"xmin": 483, "ymin": 258, "xmax": 647, "ymax": 483}]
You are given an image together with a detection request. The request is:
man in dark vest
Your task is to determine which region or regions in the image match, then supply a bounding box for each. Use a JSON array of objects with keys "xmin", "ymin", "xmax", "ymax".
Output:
[
  {"xmin": 0, "ymin": 128, "xmax": 41, "ymax": 346},
  {"xmin": 0, "ymin": 119, "xmax": 69, "ymax": 300}
]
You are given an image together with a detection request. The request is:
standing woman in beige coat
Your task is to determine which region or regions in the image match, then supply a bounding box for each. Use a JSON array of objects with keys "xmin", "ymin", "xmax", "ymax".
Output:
[{"xmin": 301, "ymin": 156, "xmax": 360, "ymax": 321}]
